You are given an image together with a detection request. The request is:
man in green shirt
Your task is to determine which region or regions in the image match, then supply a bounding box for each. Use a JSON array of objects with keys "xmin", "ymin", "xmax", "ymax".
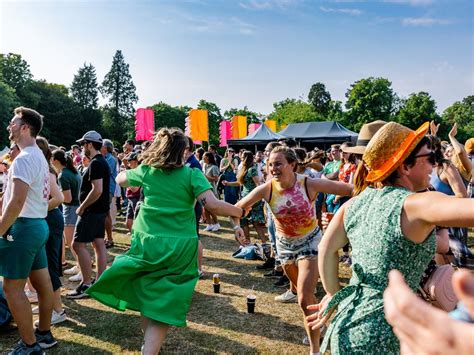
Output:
[{"xmin": 323, "ymin": 144, "xmax": 342, "ymax": 180}]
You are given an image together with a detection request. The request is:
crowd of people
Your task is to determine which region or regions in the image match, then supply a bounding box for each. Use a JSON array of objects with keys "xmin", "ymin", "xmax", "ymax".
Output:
[{"xmin": 0, "ymin": 106, "xmax": 473, "ymax": 355}]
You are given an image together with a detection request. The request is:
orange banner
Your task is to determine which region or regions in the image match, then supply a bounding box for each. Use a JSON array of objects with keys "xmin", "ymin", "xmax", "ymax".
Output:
[
  {"xmin": 189, "ymin": 109, "xmax": 209, "ymax": 141},
  {"xmin": 232, "ymin": 115, "xmax": 247, "ymax": 139},
  {"xmin": 264, "ymin": 119, "xmax": 276, "ymax": 132}
]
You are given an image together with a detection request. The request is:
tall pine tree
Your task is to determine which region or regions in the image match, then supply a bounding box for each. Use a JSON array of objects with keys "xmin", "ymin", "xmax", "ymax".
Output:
[
  {"xmin": 70, "ymin": 63, "xmax": 99, "ymax": 109},
  {"xmin": 100, "ymin": 50, "xmax": 138, "ymax": 143}
]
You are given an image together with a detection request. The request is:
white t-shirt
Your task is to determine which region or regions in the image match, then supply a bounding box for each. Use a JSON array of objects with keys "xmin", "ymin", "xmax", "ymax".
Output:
[{"xmin": 2, "ymin": 145, "xmax": 49, "ymax": 218}]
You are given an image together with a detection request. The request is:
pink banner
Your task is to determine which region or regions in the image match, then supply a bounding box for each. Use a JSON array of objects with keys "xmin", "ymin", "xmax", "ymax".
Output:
[
  {"xmin": 219, "ymin": 121, "xmax": 232, "ymax": 147},
  {"xmin": 135, "ymin": 108, "xmax": 155, "ymax": 141},
  {"xmin": 248, "ymin": 123, "xmax": 261, "ymax": 135}
]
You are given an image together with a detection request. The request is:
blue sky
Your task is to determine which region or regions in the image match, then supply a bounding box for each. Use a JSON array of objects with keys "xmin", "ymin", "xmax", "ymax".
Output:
[{"xmin": 0, "ymin": 0, "xmax": 472, "ymax": 115}]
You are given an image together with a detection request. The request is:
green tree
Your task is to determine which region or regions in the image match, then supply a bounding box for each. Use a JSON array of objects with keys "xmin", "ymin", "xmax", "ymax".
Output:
[
  {"xmin": 396, "ymin": 92, "xmax": 439, "ymax": 130},
  {"xmin": 71, "ymin": 63, "xmax": 99, "ymax": 109},
  {"xmin": 224, "ymin": 106, "xmax": 261, "ymax": 123},
  {"xmin": 0, "ymin": 53, "xmax": 33, "ymax": 92},
  {"xmin": 308, "ymin": 82, "xmax": 331, "ymax": 116},
  {"xmin": 150, "ymin": 102, "xmax": 189, "ymax": 130},
  {"xmin": 0, "ymin": 81, "xmax": 20, "ymax": 146},
  {"xmin": 197, "ymin": 100, "xmax": 223, "ymax": 146},
  {"xmin": 100, "ymin": 50, "xmax": 138, "ymax": 142},
  {"xmin": 345, "ymin": 77, "xmax": 396, "ymax": 131},
  {"xmin": 326, "ymin": 100, "xmax": 347, "ymax": 125},
  {"xmin": 442, "ymin": 95, "xmax": 474, "ymax": 142},
  {"xmin": 268, "ymin": 98, "xmax": 319, "ymax": 127},
  {"xmin": 19, "ymin": 80, "xmax": 85, "ymax": 147}
]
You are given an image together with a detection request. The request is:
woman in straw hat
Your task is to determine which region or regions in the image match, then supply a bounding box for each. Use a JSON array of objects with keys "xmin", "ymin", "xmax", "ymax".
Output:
[
  {"xmin": 307, "ymin": 121, "xmax": 474, "ymax": 354},
  {"xmin": 232, "ymin": 145, "xmax": 353, "ymax": 354},
  {"xmin": 86, "ymin": 128, "xmax": 248, "ymax": 354}
]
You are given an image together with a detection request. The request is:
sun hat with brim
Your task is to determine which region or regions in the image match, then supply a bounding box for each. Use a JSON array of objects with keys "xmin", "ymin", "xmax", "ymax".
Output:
[
  {"xmin": 363, "ymin": 121, "xmax": 429, "ymax": 183},
  {"xmin": 76, "ymin": 130, "xmax": 103, "ymax": 144},
  {"xmin": 342, "ymin": 120, "xmax": 387, "ymax": 155}
]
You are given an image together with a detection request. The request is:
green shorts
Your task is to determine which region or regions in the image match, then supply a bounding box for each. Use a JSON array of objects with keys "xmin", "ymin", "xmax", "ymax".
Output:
[{"xmin": 0, "ymin": 218, "xmax": 49, "ymax": 279}]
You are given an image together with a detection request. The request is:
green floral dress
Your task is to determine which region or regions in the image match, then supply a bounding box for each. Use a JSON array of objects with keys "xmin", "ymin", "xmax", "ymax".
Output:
[
  {"xmin": 241, "ymin": 165, "xmax": 265, "ymax": 225},
  {"xmin": 321, "ymin": 186, "xmax": 435, "ymax": 354}
]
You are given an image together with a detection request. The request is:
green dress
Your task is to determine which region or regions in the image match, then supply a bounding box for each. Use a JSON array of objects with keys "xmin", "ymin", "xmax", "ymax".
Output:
[
  {"xmin": 321, "ymin": 186, "xmax": 435, "ymax": 354},
  {"xmin": 87, "ymin": 165, "xmax": 212, "ymax": 327},
  {"xmin": 241, "ymin": 165, "xmax": 265, "ymax": 225}
]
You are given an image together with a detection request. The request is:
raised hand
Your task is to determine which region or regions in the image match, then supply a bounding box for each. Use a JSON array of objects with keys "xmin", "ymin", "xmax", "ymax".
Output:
[
  {"xmin": 430, "ymin": 121, "xmax": 440, "ymax": 136},
  {"xmin": 448, "ymin": 122, "xmax": 458, "ymax": 138}
]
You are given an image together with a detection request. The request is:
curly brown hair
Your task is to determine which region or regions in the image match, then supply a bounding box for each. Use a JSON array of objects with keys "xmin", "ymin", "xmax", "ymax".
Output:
[{"xmin": 140, "ymin": 128, "xmax": 188, "ymax": 169}]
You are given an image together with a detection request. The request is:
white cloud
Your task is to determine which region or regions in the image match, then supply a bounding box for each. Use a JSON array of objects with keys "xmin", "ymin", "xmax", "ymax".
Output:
[
  {"xmin": 320, "ymin": 6, "xmax": 363, "ymax": 16},
  {"xmin": 239, "ymin": 0, "xmax": 300, "ymax": 10},
  {"xmin": 402, "ymin": 17, "xmax": 453, "ymax": 26},
  {"xmin": 384, "ymin": 0, "xmax": 434, "ymax": 6},
  {"xmin": 231, "ymin": 17, "xmax": 257, "ymax": 35}
]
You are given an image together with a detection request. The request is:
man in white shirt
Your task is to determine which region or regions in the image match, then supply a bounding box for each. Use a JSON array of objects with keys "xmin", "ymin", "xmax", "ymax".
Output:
[{"xmin": 0, "ymin": 107, "xmax": 57, "ymax": 353}]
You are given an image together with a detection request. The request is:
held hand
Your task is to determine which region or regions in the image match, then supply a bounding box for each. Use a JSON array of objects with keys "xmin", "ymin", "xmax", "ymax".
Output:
[
  {"xmin": 76, "ymin": 207, "xmax": 84, "ymax": 216},
  {"xmin": 449, "ymin": 122, "xmax": 458, "ymax": 138},
  {"xmin": 306, "ymin": 294, "xmax": 334, "ymax": 330},
  {"xmin": 222, "ymin": 180, "xmax": 228, "ymax": 186},
  {"xmin": 243, "ymin": 206, "xmax": 252, "ymax": 217},
  {"xmin": 430, "ymin": 120, "xmax": 440, "ymax": 136},
  {"xmin": 234, "ymin": 227, "xmax": 250, "ymax": 246}
]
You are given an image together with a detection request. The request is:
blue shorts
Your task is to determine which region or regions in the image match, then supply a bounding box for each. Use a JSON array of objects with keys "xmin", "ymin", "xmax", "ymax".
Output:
[
  {"xmin": 63, "ymin": 204, "xmax": 79, "ymax": 226},
  {"xmin": 0, "ymin": 218, "xmax": 49, "ymax": 279},
  {"xmin": 275, "ymin": 228, "xmax": 321, "ymax": 265}
]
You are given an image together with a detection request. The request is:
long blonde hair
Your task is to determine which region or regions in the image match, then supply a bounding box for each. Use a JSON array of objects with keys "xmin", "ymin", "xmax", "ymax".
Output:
[{"xmin": 140, "ymin": 128, "xmax": 188, "ymax": 169}]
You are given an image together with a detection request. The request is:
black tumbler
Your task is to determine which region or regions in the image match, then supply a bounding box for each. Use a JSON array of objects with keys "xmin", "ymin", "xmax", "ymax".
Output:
[
  {"xmin": 213, "ymin": 283, "xmax": 220, "ymax": 293},
  {"xmin": 247, "ymin": 296, "xmax": 256, "ymax": 313}
]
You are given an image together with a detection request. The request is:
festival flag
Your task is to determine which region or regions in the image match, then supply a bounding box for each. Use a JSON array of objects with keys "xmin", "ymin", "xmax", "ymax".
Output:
[
  {"xmin": 135, "ymin": 108, "xmax": 155, "ymax": 141},
  {"xmin": 219, "ymin": 121, "xmax": 232, "ymax": 147},
  {"xmin": 248, "ymin": 123, "xmax": 261, "ymax": 135},
  {"xmin": 264, "ymin": 119, "xmax": 276, "ymax": 132},
  {"xmin": 189, "ymin": 109, "xmax": 209, "ymax": 141},
  {"xmin": 231, "ymin": 115, "xmax": 247, "ymax": 139}
]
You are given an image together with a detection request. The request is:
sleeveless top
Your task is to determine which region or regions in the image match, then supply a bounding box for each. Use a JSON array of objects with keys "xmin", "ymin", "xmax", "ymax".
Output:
[
  {"xmin": 268, "ymin": 174, "xmax": 317, "ymax": 238},
  {"xmin": 430, "ymin": 170, "xmax": 454, "ymax": 196},
  {"xmin": 321, "ymin": 186, "xmax": 435, "ymax": 354}
]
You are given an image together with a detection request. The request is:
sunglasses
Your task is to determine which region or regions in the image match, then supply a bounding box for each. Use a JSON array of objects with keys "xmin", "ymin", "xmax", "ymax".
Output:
[{"xmin": 414, "ymin": 151, "xmax": 436, "ymax": 165}]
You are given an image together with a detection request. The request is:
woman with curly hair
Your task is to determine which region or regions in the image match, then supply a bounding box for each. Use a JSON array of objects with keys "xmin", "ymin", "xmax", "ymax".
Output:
[{"xmin": 86, "ymin": 128, "xmax": 247, "ymax": 354}]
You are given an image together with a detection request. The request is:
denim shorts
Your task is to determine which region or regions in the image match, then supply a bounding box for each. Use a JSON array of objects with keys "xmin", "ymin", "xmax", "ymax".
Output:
[
  {"xmin": 275, "ymin": 228, "xmax": 322, "ymax": 265},
  {"xmin": 63, "ymin": 204, "xmax": 79, "ymax": 226}
]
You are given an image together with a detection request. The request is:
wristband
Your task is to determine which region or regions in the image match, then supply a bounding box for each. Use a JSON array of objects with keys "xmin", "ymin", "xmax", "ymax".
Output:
[{"xmin": 233, "ymin": 225, "xmax": 241, "ymax": 231}]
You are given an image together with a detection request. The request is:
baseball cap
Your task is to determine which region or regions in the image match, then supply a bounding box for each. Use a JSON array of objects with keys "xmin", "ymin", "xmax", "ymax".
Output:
[{"xmin": 76, "ymin": 131, "xmax": 103, "ymax": 144}]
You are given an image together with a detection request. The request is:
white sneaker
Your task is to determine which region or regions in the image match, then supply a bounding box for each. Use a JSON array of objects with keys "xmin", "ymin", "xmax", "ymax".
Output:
[
  {"xmin": 274, "ymin": 289, "xmax": 297, "ymax": 303},
  {"xmin": 68, "ymin": 272, "xmax": 82, "ymax": 282},
  {"xmin": 204, "ymin": 225, "xmax": 213, "ymax": 231},
  {"xmin": 34, "ymin": 309, "xmax": 67, "ymax": 327},
  {"xmin": 25, "ymin": 290, "xmax": 38, "ymax": 303},
  {"xmin": 211, "ymin": 223, "xmax": 220, "ymax": 232},
  {"xmin": 32, "ymin": 306, "xmax": 40, "ymax": 314},
  {"xmin": 64, "ymin": 265, "xmax": 79, "ymax": 275}
]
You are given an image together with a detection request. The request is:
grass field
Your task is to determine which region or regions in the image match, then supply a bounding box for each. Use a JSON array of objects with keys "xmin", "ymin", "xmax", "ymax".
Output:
[{"xmin": 0, "ymin": 216, "xmax": 352, "ymax": 354}]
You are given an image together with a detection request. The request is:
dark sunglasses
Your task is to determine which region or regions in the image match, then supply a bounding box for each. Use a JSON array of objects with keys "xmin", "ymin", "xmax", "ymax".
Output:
[{"xmin": 414, "ymin": 151, "xmax": 436, "ymax": 165}]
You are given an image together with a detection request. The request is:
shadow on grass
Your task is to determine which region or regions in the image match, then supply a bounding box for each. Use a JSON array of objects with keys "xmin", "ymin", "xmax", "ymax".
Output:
[{"xmin": 189, "ymin": 291, "xmax": 303, "ymax": 345}]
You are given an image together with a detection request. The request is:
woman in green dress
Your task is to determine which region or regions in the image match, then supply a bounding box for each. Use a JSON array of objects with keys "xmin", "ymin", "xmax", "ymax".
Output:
[
  {"xmin": 307, "ymin": 122, "xmax": 474, "ymax": 354},
  {"xmin": 86, "ymin": 128, "xmax": 247, "ymax": 354}
]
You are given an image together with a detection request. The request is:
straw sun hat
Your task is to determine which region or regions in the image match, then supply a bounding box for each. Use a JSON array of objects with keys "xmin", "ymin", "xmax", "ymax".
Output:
[
  {"xmin": 363, "ymin": 121, "xmax": 430, "ymax": 183},
  {"xmin": 342, "ymin": 120, "xmax": 387, "ymax": 155}
]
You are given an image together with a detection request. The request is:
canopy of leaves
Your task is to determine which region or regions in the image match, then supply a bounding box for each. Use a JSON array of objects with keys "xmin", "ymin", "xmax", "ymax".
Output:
[
  {"xmin": 224, "ymin": 107, "xmax": 261, "ymax": 123},
  {"xmin": 442, "ymin": 95, "xmax": 474, "ymax": 142},
  {"xmin": 0, "ymin": 53, "xmax": 32, "ymax": 92},
  {"xmin": 396, "ymin": 91, "xmax": 440, "ymax": 130},
  {"xmin": 308, "ymin": 82, "xmax": 331, "ymax": 116},
  {"xmin": 268, "ymin": 98, "xmax": 319, "ymax": 127},
  {"xmin": 345, "ymin": 77, "xmax": 396, "ymax": 131},
  {"xmin": 71, "ymin": 63, "xmax": 99, "ymax": 109},
  {"xmin": 150, "ymin": 102, "xmax": 189, "ymax": 131},
  {"xmin": 0, "ymin": 81, "xmax": 20, "ymax": 146}
]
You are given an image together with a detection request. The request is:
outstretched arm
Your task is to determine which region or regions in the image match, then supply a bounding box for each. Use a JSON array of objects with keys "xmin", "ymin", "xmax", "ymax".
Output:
[
  {"xmin": 448, "ymin": 123, "xmax": 472, "ymax": 175},
  {"xmin": 307, "ymin": 178, "xmax": 353, "ymax": 201},
  {"xmin": 197, "ymin": 189, "xmax": 244, "ymax": 218}
]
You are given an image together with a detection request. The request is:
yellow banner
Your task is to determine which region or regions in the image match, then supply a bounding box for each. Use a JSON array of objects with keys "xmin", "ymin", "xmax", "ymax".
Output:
[
  {"xmin": 189, "ymin": 109, "xmax": 209, "ymax": 141},
  {"xmin": 264, "ymin": 119, "xmax": 277, "ymax": 132},
  {"xmin": 232, "ymin": 115, "xmax": 247, "ymax": 138}
]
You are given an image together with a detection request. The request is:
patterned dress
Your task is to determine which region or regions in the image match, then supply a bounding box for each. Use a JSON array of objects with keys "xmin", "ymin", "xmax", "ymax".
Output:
[
  {"xmin": 321, "ymin": 186, "xmax": 435, "ymax": 354},
  {"xmin": 241, "ymin": 165, "xmax": 265, "ymax": 225}
]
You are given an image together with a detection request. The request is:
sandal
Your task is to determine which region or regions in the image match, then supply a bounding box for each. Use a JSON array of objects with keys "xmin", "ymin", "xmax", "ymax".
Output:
[{"xmin": 105, "ymin": 240, "xmax": 115, "ymax": 249}]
